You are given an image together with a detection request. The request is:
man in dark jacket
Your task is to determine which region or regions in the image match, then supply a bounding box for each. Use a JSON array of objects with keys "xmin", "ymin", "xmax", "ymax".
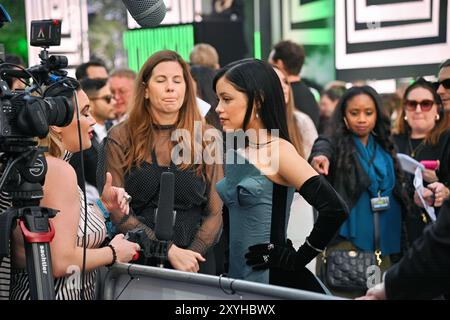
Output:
[
  {"xmin": 269, "ymin": 40, "xmax": 320, "ymax": 129},
  {"xmin": 359, "ymin": 199, "xmax": 450, "ymax": 299}
]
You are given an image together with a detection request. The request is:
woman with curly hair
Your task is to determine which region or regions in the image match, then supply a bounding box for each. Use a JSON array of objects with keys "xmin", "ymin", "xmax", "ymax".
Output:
[{"xmin": 310, "ymin": 86, "xmax": 410, "ymax": 298}]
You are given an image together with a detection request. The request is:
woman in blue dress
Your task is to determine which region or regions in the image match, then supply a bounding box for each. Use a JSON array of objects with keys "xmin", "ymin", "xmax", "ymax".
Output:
[{"xmin": 213, "ymin": 59, "xmax": 348, "ymax": 292}]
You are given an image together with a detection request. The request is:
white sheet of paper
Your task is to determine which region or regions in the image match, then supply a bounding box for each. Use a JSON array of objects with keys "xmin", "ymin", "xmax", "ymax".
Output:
[
  {"xmin": 196, "ymin": 97, "xmax": 211, "ymax": 117},
  {"xmin": 413, "ymin": 166, "xmax": 436, "ymax": 222},
  {"xmin": 397, "ymin": 153, "xmax": 425, "ymax": 174}
]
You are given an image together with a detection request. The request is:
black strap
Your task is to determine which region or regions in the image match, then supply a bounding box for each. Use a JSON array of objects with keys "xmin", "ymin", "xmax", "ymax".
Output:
[
  {"xmin": 373, "ymin": 211, "xmax": 381, "ymax": 254},
  {"xmin": 270, "ymin": 183, "xmax": 288, "ymax": 246},
  {"xmin": 269, "ymin": 183, "xmax": 288, "ymax": 286},
  {"xmin": 151, "ymin": 149, "xmax": 176, "ymax": 170}
]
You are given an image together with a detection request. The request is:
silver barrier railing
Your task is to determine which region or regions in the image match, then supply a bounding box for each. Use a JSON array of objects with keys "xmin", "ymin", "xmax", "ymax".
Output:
[{"xmin": 102, "ymin": 263, "xmax": 342, "ymax": 300}]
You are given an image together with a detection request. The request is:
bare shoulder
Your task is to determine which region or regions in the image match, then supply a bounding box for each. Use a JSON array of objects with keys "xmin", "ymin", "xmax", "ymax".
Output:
[
  {"xmin": 275, "ymin": 138, "xmax": 318, "ymax": 189},
  {"xmin": 44, "ymin": 156, "xmax": 78, "ymax": 190},
  {"xmin": 276, "ymin": 138, "xmax": 302, "ymax": 159}
]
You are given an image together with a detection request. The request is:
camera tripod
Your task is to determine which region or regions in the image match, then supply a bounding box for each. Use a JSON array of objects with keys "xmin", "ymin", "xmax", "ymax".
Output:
[{"xmin": 0, "ymin": 141, "xmax": 57, "ymax": 300}]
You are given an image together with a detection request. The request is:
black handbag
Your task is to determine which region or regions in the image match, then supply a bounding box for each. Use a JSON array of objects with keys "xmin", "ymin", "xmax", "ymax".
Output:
[{"xmin": 320, "ymin": 211, "xmax": 382, "ymax": 292}]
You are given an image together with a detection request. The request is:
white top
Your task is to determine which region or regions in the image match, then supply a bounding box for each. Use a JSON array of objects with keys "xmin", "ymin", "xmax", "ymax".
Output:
[
  {"xmin": 93, "ymin": 123, "xmax": 107, "ymax": 144},
  {"xmin": 293, "ymin": 111, "xmax": 318, "ymax": 159}
]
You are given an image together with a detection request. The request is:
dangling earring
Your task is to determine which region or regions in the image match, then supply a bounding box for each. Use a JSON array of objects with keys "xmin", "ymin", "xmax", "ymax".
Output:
[
  {"xmin": 436, "ymin": 114, "xmax": 440, "ymax": 121},
  {"xmin": 256, "ymin": 112, "xmax": 260, "ymax": 119},
  {"xmin": 343, "ymin": 118, "xmax": 350, "ymax": 129},
  {"xmin": 404, "ymin": 115, "xmax": 408, "ymax": 121}
]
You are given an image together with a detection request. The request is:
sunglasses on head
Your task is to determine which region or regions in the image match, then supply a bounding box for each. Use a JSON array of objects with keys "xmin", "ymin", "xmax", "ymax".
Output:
[
  {"xmin": 433, "ymin": 78, "xmax": 450, "ymax": 90},
  {"xmin": 404, "ymin": 99, "xmax": 435, "ymax": 112},
  {"xmin": 90, "ymin": 95, "xmax": 113, "ymax": 104}
]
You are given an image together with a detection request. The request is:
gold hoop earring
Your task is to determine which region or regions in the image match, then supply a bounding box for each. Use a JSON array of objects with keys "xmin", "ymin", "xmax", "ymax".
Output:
[{"xmin": 343, "ymin": 118, "xmax": 350, "ymax": 129}]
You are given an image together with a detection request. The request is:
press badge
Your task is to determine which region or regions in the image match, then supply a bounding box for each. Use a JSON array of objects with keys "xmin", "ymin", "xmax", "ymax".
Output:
[{"xmin": 371, "ymin": 194, "xmax": 390, "ymax": 212}]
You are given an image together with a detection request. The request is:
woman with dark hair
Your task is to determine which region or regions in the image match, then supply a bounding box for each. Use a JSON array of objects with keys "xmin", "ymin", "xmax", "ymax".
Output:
[
  {"xmin": 98, "ymin": 50, "xmax": 224, "ymax": 274},
  {"xmin": 310, "ymin": 86, "xmax": 410, "ymax": 297},
  {"xmin": 9, "ymin": 80, "xmax": 138, "ymax": 300},
  {"xmin": 190, "ymin": 64, "xmax": 221, "ymax": 130},
  {"xmin": 318, "ymin": 85, "xmax": 347, "ymax": 135},
  {"xmin": 213, "ymin": 59, "xmax": 348, "ymax": 292},
  {"xmin": 393, "ymin": 79, "xmax": 450, "ymax": 238}
]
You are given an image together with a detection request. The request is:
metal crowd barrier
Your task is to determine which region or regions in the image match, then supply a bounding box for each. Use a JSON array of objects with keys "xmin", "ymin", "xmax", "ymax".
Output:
[{"xmin": 101, "ymin": 263, "xmax": 342, "ymax": 300}]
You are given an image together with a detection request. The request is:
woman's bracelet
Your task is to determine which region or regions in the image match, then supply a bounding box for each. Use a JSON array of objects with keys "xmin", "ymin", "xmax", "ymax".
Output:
[
  {"xmin": 96, "ymin": 199, "xmax": 110, "ymax": 219},
  {"xmin": 106, "ymin": 244, "xmax": 117, "ymax": 267},
  {"xmin": 305, "ymin": 238, "xmax": 324, "ymax": 254}
]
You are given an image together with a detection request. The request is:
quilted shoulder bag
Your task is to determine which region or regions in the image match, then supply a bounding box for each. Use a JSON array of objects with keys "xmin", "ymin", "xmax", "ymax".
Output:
[{"xmin": 320, "ymin": 211, "xmax": 382, "ymax": 292}]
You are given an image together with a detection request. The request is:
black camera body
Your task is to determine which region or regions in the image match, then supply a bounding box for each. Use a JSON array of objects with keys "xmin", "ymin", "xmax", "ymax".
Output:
[
  {"xmin": 0, "ymin": 19, "xmax": 74, "ymax": 150},
  {"xmin": 0, "ymin": 88, "xmax": 73, "ymax": 142}
]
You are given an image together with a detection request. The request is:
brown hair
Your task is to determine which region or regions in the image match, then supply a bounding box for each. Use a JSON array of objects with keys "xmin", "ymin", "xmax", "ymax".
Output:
[
  {"xmin": 286, "ymin": 90, "xmax": 305, "ymax": 158},
  {"xmin": 272, "ymin": 66, "xmax": 304, "ymax": 157},
  {"xmin": 395, "ymin": 78, "xmax": 449, "ymax": 145},
  {"xmin": 271, "ymin": 40, "xmax": 305, "ymax": 76},
  {"xmin": 125, "ymin": 50, "xmax": 205, "ymax": 173}
]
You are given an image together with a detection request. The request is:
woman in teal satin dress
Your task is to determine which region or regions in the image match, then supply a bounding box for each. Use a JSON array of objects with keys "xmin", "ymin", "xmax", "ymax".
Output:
[{"xmin": 213, "ymin": 59, "xmax": 349, "ymax": 292}]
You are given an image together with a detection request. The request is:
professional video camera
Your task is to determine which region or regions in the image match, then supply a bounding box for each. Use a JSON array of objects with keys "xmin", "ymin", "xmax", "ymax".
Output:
[
  {"xmin": 0, "ymin": 19, "xmax": 74, "ymax": 145},
  {"xmin": 0, "ymin": 11, "xmax": 76, "ymax": 300}
]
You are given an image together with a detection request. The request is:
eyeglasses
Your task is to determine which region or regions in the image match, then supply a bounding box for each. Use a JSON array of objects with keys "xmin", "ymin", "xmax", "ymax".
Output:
[
  {"xmin": 404, "ymin": 99, "xmax": 435, "ymax": 112},
  {"xmin": 90, "ymin": 95, "xmax": 113, "ymax": 104},
  {"xmin": 432, "ymin": 78, "xmax": 450, "ymax": 90}
]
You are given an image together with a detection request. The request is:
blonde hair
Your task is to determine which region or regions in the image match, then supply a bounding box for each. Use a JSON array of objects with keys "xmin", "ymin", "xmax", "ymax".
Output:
[
  {"xmin": 189, "ymin": 44, "xmax": 219, "ymax": 69},
  {"xmin": 39, "ymin": 129, "xmax": 65, "ymax": 159}
]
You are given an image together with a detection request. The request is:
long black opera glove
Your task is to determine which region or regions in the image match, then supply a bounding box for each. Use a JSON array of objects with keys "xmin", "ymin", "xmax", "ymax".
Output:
[
  {"xmin": 245, "ymin": 175, "xmax": 348, "ymax": 271},
  {"xmin": 245, "ymin": 239, "xmax": 298, "ymax": 271}
]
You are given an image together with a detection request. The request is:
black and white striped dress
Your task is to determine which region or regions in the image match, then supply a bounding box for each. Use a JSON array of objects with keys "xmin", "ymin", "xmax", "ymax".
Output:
[
  {"xmin": 0, "ymin": 191, "xmax": 12, "ymax": 300},
  {"xmin": 10, "ymin": 152, "xmax": 107, "ymax": 300}
]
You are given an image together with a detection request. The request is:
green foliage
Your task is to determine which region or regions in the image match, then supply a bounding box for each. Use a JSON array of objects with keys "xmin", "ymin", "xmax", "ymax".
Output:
[
  {"xmin": 0, "ymin": 0, "xmax": 27, "ymax": 64},
  {"xmin": 87, "ymin": 0, "xmax": 127, "ymax": 68}
]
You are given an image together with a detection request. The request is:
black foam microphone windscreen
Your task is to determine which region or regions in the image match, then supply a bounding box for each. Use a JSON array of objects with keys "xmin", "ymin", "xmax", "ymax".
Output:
[
  {"xmin": 155, "ymin": 172, "xmax": 175, "ymax": 241},
  {"xmin": 122, "ymin": 0, "xmax": 166, "ymax": 28}
]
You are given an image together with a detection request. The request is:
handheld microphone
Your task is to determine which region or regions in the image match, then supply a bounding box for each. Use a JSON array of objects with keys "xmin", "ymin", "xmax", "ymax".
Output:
[
  {"xmin": 155, "ymin": 172, "xmax": 176, "ymax": 241},
  {"xmin": 122, "ymin": 0, "xmax": 166, "ymax": 28}
]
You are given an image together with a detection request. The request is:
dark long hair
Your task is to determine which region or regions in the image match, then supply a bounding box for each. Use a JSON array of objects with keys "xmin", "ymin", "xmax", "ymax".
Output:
[
  {"xmin": 190, "ymin": 64, "xmax": 218, "ymax": 107},
  {"xmin": 331, "ymin": 86, "xmax": 401, "ymax": 180},
  {"xmin": 213, "ymin": 59, "xmax": 291, "ymax": 143}
]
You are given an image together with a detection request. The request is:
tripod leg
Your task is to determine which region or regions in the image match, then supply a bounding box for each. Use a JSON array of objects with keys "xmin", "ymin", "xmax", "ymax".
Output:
[{"xmin": 20, "ymin": 208, "xmax": 57, "ymax": 300}]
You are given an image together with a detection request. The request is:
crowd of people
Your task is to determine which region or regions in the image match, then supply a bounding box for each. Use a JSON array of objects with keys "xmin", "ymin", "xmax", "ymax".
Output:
[{"xmin": 0, "ymin": 37, "xmax": 449, "ymax": 300}]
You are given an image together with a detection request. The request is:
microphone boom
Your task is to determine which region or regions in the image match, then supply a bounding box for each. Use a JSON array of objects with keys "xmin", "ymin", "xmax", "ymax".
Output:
[{"xmin": 122, "ymin": 0, "xmax": 166, "ymax": 28}]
